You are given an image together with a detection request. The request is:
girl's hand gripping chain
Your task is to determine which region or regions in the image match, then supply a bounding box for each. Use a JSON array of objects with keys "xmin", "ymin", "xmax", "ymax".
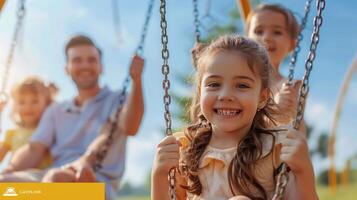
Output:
[
  {"xmin": 279, "ymin": 124, "xmax": 311, "ymax": 174},
  {"xmin": 153, "ymin": 136, "xmax": 181, "ymax": 176}
]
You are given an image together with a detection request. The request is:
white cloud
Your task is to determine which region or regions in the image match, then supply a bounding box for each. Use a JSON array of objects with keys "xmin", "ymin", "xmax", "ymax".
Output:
[{"xmin": 305, "ymin": 100, "xmax": 332, "ymax": 131}]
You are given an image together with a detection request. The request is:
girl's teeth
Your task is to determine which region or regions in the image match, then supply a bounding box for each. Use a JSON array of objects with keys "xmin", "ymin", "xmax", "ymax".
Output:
[{"xmin": 217, "ymin": 109, "xmax": 239, "ymax": 116}]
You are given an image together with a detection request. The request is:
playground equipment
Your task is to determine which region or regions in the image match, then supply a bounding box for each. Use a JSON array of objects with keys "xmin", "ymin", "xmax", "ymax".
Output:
[{"xmin": 328, "ymin": 56, "xmax": 357, "ymax": 193}]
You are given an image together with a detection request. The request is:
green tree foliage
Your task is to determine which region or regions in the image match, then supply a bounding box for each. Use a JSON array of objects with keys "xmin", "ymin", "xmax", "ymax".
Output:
[{"xmin": 315, "ymin": 132, "xmax": 329, "ymax": 158}]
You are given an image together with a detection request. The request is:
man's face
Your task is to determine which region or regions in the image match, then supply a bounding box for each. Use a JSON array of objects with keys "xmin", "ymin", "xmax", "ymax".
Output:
[{"xmin": 66, "ymin": 45, "xmax": 102, "ymax": 90}]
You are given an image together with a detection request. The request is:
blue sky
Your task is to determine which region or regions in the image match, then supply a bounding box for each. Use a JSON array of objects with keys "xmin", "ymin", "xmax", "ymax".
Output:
[{"xmin": 0, "ymin": 0, "xmax": 356, "ymax": 186}]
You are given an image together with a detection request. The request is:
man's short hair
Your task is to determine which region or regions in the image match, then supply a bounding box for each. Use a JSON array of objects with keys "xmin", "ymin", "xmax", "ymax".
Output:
[{"xmin": 65, "ymin": 35, "xmax": 102, "ymax": 61}]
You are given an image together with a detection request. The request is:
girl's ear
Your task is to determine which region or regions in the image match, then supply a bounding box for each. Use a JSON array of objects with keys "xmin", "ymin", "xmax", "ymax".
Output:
[
  {"xmin": 258, "ymin": 88, "xmax": 269, "ymax": 109},
  {"xmin": 289, "ymin": 38, "xmax": 297, "ymax": 52}
]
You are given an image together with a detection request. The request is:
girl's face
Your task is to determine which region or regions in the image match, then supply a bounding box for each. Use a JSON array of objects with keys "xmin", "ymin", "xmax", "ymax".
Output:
[
  {"xmin": 247, "ymin": 10, "xmax": 294, "ymax": 68},
  {"xmin": 200, "ymin": 51, "xmax": 267, "ymax": 136},
  {"xmin": 14, "ymin": 92, "xmax": 47, "ymax": 128}
]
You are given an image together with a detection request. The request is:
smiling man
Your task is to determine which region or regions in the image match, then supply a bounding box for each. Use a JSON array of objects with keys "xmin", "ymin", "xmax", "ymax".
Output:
[{"xmin": 0, "ymin": 35, "xmax": 145, "ymax": 200}]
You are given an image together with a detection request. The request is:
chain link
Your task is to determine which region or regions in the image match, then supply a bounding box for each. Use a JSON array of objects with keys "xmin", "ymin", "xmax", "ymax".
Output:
[
  {"xmin": 272, "ymin": 164, "xmax": 290, "ymax": 200},
  {"xmin": 293, "ymin": 0, "xmax": 325, "ymax": 130},
  {"xmin": 92, "ymin": 0, "xmax": 154, "ymax": 171},
  {"xmin": 160, "ymin": 0, "xmax": 176, "ymax": 199},
  {"xmin": 117, "ymin": 0, "xmax": 155, "ymax": 103},
  {"xmin": 92, "ymin": 92, "xmax": 126, "ymax": 171},
  {"xmin": 192, "ymin": 0, "xmax": 201, "ymax": 43},
  {"xmin": 1, "ymin": 0, "xmax": 26, "ymax": 98},
  {"xmin": 273, "ymin": 1, "xmax": 325, "ymax": 199},
  {"xmin": 135, "ymin": 0, "xmax": 155, "ymax": 56},
  {"xmin": 168, "ymin": 168, "xmax": 177, "ymax": 200},
  {"xmin": 0, "ymin": 0, "xmax": 26, "ymax": 133},
  {"xmin": 287, "ymin": 0, "xmax": 313, "ymax": 84},
  {"xmin": 160, "ymin": 0, "xmax": 172, "ymax": 137}
]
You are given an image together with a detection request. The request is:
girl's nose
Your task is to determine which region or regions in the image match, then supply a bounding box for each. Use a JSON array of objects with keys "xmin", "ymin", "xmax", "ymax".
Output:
[
  {"xmin": 218, "ymin": 89, "xmax": 234, "ymax": 102},
  {"xmin": 262, "ymin": 32, "xmax": 273, "ymax": 44}
]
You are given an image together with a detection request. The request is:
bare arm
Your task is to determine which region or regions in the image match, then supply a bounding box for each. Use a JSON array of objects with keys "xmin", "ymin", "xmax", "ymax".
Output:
[
  {"xmin": 2, "ymin": 142, "xmax": 47, "ymax": 173},
  {"xmin": 118, "ymin": 54, "xmax": 144, "ymax": 136},
  {"xmin": 285, "ymin": 163, "xmax": 319, "ymax": 200},
  {"xmin": 279, "ymin": 126, "xmax": 318, "ymax": 200},
  {"xmin": 0, "ymin": 143, "xmax": 9, "ymax": 163},
  {"xmin": 151, "ymin": 169, "xmax": 187, "ymax": 200},
  {"xmin": 0, "ymin": 102, "xmax": 9, "ymax": 162},
  {"xmin": 151, "ymin": 136, "xmax": 186, "ymax": 200},
  {"xmin": 152, "ymin": 169, "xmax": 171, "ymax": 200}
]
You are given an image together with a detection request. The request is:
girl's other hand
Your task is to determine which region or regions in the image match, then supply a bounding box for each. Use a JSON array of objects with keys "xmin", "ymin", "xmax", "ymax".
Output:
[
  {"xmin": 279, "ymin": 124, "xmax": 312, "ymax": 174},
  {"xmin": 152, "ymin": 136, "xmax": 181, "ymax": 176}
]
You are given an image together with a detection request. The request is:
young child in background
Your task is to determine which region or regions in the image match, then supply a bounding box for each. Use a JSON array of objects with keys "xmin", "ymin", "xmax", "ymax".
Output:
[
  {"xmin": 0, "ymin": 77, "xmax": 57, "ymax": 169},
  {"xmin": 245, "ymin": 3, "xmax": 303, "ymax": 126},
  {"xmin": 152, "ymin": 35, "xmax": 318, "ymax": 200}
]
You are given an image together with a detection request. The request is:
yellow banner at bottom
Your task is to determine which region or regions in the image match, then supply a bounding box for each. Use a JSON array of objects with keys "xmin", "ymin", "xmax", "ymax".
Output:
[{"xmin": 0, "ymin": 183, "xmax": 105, "ymax": 200}]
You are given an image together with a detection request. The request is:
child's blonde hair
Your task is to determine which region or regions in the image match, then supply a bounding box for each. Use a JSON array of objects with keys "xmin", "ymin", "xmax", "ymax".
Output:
[
  {"xmin": 183, "ymin": 34, "xmax": 279, "ymax": 199},
  {"xmin": 10, "ymin": 76, "xmax": 58, "ymax": 125},
  {"xmin": 245, "ymin": 3, "xmax": 300, "ymax": 41}
]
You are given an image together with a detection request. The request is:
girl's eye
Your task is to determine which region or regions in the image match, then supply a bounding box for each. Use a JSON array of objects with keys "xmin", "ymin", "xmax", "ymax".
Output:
[
  {"xmin": 207, "ymin": 82, "xmax": 220, "ymax": 88},
  {"xmin": 237, "ymin": 83, "xmax": 250, "ymax": 89},
  {"xmin": 273, "ymin": 30, "xmax": 282, "ymax": 35},
  {"xmin": 254, "ymin": 29, "xmax": 263, "ymax": 35}
]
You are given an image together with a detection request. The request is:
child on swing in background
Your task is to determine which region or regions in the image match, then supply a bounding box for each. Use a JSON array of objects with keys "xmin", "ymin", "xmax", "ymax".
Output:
[
  {"xmin": 245, "ymin": 3, "xmax": 304, "ymax": 127},
  {"xmin": 0, "ymin": 77, "xmax": 57, "ymax": 170},
  {"xmin": 152, "ymin": 35, "xmax": 318, "ymax": 200}
]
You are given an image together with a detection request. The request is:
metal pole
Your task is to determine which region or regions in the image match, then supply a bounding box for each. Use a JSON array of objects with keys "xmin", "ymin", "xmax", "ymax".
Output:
[
  {"xmin": 236, "ymin": 0, "xmax": 251, "ymax": 25},
  {"xmin": 0, "ymin": 0, "xmax": 6, "ymax": 12},
  {"xmin": 328, "ymin": 56, "xmax": 357, "ymax": 194}
]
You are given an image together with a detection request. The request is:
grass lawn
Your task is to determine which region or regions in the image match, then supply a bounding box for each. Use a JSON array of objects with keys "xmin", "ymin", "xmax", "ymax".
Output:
[
  {"xmin": 117, "ymin": 196, "xmax": 149, "ymax": 200},
  {"xmin": 117, "ymin": 183, "xmax": 357, "ymax": 200},
  {"xmin": 317, "ymin": 183, "xmax": 357, "ymax": 200}
]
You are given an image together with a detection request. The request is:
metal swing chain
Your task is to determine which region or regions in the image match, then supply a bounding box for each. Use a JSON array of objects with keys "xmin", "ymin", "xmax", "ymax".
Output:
[
  {"xmin": 272, "ymin": 1, "xmax": 325, "ymax": 199},
  {"xmin": 159, "ymin": 0, "xmax": 176, "ymax": 199},
  {"xmin": 92, "ymin": 0, "xmax": 155, "ymax": 171},
  {"xmin": 293, "ymin": 0, "xmax": 325, "ymax": 130},
  {"xmin": 160, "ymin": 0, "xmax": 172, "ymax": 137},
  {"xmin": 118, "ymin": 0, "xmax": 155, "ymax": 97},
  {"xmin": 192, "ymin": 0, "xmax": 201, "ymax": 43},
  {"xmin": 0, "ymin": 0, "xmax": 26, "ymax": 133},
  {"xmin": 135, "ymin": 0, "xmax": 155, "ymax": 56},
  {"xmin": 287, "ymin": 0, "xmax": 313, "ymax": 84}
]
